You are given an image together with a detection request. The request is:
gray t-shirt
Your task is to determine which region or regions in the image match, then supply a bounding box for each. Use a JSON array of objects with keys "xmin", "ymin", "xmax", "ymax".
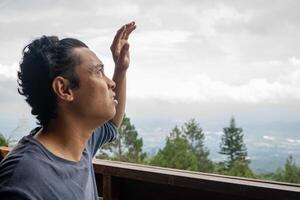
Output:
[{"xmin": 0, "ymin": 120, "xmax": 118, "ymax": 200}]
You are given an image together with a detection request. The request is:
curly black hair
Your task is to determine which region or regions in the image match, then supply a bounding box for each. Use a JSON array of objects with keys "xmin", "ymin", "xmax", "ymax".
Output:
[{"xmin": 17, "ymin": 36, "xmax": 88, "ymax": 127}]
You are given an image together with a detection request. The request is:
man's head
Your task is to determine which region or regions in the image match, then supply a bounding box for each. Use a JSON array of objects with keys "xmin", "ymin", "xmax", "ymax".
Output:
[{"xmin": 18, "ymin": 36, "xmax": 117, "ymax": 128}]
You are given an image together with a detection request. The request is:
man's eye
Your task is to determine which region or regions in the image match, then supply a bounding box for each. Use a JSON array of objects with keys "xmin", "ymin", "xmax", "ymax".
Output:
[{"xmin": 96, "ymin": 68, "xmax": 103, "ymax": 74}]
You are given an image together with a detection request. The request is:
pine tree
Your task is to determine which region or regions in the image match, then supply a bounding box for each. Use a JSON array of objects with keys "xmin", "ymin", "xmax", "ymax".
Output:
[
  {"xmin": 182, "ymin": 119, "xmax": 214, "ymax": 172},
  {"xmin": 97, "ymin": 115, "xmax": 146, "ymax": 163},
  {"xmin": 219, "ymin": 117, "xmax": 248, "ymax": 169}
]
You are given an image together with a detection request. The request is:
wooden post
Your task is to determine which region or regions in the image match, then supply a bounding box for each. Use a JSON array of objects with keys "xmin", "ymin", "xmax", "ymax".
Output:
[{"xmin": 102, "ymin": 175, "xmax": 120, "ymax": 200}]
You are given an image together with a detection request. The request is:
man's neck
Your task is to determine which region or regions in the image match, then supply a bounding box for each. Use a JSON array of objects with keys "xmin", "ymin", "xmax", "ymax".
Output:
[{"xmin": 34, "ymin": 115, "xmax": 102, "ymax": 162}]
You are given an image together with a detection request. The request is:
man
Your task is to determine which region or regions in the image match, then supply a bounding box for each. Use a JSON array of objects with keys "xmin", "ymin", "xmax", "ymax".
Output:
[{"xmin": 0, "ymin": 21, "xmax": 136, "ymax": 199}]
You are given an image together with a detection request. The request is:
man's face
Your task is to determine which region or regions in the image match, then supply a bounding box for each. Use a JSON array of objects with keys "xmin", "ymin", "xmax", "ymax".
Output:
[{"xmin": 70, "ymin": 47, "xmax": 117, "ymax": 125}]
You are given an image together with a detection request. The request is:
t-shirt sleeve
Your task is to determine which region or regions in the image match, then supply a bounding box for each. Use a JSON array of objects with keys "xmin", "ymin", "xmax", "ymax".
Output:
[{"xmin": 87, "ymin": 120, "xmax": 119, "ymax": 157}]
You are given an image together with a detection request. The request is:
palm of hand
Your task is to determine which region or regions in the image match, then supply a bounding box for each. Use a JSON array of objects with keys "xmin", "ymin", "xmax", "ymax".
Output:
[{"xmin": 110, "ymin": 22, "xmax": 136, "ymax": 70}]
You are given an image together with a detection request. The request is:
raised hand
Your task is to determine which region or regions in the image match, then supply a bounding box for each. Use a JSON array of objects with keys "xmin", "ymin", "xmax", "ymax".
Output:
[{"xmin": 110, "ymin": 21, "xmax": 136, "ymax": 70}]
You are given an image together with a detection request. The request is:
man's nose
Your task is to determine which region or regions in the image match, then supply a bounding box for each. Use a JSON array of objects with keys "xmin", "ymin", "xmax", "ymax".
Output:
[{"xmin": 107, "ymin": 77, "xmax": 116, "ymax": 90}]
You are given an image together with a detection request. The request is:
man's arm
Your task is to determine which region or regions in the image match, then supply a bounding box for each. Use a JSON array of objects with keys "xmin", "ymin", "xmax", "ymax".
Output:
[{"xmin": 110, "ymin": 21, "xmax": 136, "ymax": 128}]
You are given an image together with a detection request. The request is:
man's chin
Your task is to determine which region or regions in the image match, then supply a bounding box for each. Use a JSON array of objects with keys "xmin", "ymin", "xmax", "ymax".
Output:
[{"xmin": 107, "ymin": 108, "xmax": 117, "ymax": 120}]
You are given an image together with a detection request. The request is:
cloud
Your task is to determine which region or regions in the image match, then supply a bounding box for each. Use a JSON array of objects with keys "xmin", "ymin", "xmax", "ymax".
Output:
[
  {"xmin": 0, "ymin": 63, "xmax": 19, "ymax": 79},
  {"xmin": 205, "ymin": 131, "xmax": 223, "ymax": 136},
  {"xmin": 196, "ymin": 3, "xmax": 253, "ymax": 37},
  {"xmin": 253, "ymin": 142, "xmax": 273, "ymax": 148},
  {"xmin": 259, "ymin": 135, "xmax": 300, "ymax": 148},
  {"xmin": 0, "ymin": 75, "xmax": 20, "ymax": 102},
  {"xmin": 128, "ymin": 70, "xmax": 300, "ymax": 104},
  {"xmin": 96, "ymin": 3, "xmax": 140, "ymax": 17},
  {"xmin": 263, "ymin": 135, "xmax": 275, "ymax": 141},
  {"xmin": 288, "ymin": 56, "xmax": 300, "ymax": 66},
  {"xmin": 286, "ymin": 138, "xmax": 300, "ymax": 145},
  {"xmin": 1, "ymin": 0, "xmax": 300, "ymax": 106},
  {"xmin": 131, "ymin": 30, "xmax": 193, "ymax": 57}
]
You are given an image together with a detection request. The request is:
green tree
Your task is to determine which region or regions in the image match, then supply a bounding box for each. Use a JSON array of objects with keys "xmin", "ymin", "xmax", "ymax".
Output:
[
  {"xmin": 0, "ymin": 132, "xmax": 10, "ymax": 146},
  {"xmin": 97, "ymin": 115, "xmax": 146, "ymax": 163},
  {"xmin": 150, "ymin": 126, "xmax": 199, "ymax": 171},
  {"xmin": 283, "ymin": 155, "xmax": 300, "ymax": 183},
  {"xmin": 182, "ymin": 119, "xmax": 214, "ymax": 172},
  {"xmin": 258, "ymin": 169, "xmax": 285, "ymax": 182},
  {"xmin": 223, "ymin": 160, "xmax": 254, "ymax": 178},
  {"xmin": 259, "ymin": 155, "xmax": 300, "ymax": 184},
  {"xmin": 219, "ymin": 117, "xmax": 248, "ymax": 169}
]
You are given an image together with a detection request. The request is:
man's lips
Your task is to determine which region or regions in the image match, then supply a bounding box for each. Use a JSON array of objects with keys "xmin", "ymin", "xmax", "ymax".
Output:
[
  {"xmin": 113, "ymin": 99, "xmax": 118, "ymax": 105},
  {"xmin": 112, "ymin": 93, "xmax": 118, "ymax": 105}
]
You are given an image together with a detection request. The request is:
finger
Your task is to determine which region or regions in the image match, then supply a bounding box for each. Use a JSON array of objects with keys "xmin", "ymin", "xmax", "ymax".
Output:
[
  {"xmin": 111, "ymin": 22, "xmax": 133, "ymax": 50},
  {"xmin": 111, "ymin": 25, "xmax": 126, "ymax": 51},
  {"xmin": 127, "ymin": 21, "xmax": 135, "ymax": 27},
  {"xmin": 124, "ymin": 25, "xmax": 136, "ymax": 40},
  {"xmin": 122, "ymin": 21, "xmax": 135, "ymax": 39},
  {"xmin": 116, "ymin": 25, "xmax": 126, "ymax": 40}
]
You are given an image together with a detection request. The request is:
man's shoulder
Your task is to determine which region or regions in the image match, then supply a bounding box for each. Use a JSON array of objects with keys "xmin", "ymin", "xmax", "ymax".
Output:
[
  {"xmin": 0, "ymin": 146, "xmax": 45, "ymax": 186},
  {"xmin": 0, "ymin": 143, "xmax": 57, "ymax": 200},
  {"xmin": 0, "ymin": 135, "xmax": 50, "ymax": 187},
  {"xmin": 0, "ymin": 150, "xmax": 55, "ymax": 199}
]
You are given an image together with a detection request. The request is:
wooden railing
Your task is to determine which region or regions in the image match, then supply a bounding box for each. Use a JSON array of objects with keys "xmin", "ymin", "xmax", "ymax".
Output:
[{"xmin": 1, "ymin": 147, "xmax": 300, "ymax": 200}]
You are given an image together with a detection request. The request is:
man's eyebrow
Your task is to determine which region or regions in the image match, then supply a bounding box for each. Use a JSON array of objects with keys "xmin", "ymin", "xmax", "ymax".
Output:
[
  {"xmin": 93, "ymin": 63, "xmax": 104, "ymax": 69},
  {"xmin": 89, "ymin": 63, "xmax": 104, "ymax": 71}
]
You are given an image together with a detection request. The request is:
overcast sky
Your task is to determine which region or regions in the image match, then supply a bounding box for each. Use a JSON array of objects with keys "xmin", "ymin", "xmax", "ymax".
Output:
[{"xmin": 1, "ymin": 0, "xmax": 300, "ymax": 163}]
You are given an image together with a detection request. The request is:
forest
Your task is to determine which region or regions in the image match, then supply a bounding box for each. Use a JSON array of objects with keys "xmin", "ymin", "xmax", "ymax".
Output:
[{"xmin": 97, "ymin": 115, "xmax": 300, "ymax": 184}]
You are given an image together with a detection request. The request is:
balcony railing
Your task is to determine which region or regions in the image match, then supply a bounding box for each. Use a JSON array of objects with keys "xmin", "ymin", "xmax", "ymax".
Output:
[{"xmin": 1, "ymin": 146, "xmax": 300, "ymax": 200}]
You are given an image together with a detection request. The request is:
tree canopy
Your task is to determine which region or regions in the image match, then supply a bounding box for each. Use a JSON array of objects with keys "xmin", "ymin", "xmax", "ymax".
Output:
[
  {"xmin": 151, "ymin": 119, "xmax": 213, "ymax": 172},
  {"xmin": 97, "ymin": 115, "xmax": 146, "ymax": 163}
]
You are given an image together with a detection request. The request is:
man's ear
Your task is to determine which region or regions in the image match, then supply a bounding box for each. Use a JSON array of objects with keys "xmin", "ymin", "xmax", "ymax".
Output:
[{"xmin": 52, "ymin": 76, "xmax": 74, "ymax": 102}]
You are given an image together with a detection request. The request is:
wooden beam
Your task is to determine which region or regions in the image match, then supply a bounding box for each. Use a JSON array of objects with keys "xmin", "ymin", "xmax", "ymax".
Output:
[{"xmin": 93, "ymin": 159, "xmax": 300, "ymax": 199}]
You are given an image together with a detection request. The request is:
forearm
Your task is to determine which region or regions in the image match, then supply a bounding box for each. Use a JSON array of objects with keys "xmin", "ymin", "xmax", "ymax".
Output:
[
  {"xmin": 109, "ymin": 21, "xmax": 135, "ymax": 127},
  {"xmin": 111, "ymin": 68, "xmax": 127, "ymax": 128}
]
